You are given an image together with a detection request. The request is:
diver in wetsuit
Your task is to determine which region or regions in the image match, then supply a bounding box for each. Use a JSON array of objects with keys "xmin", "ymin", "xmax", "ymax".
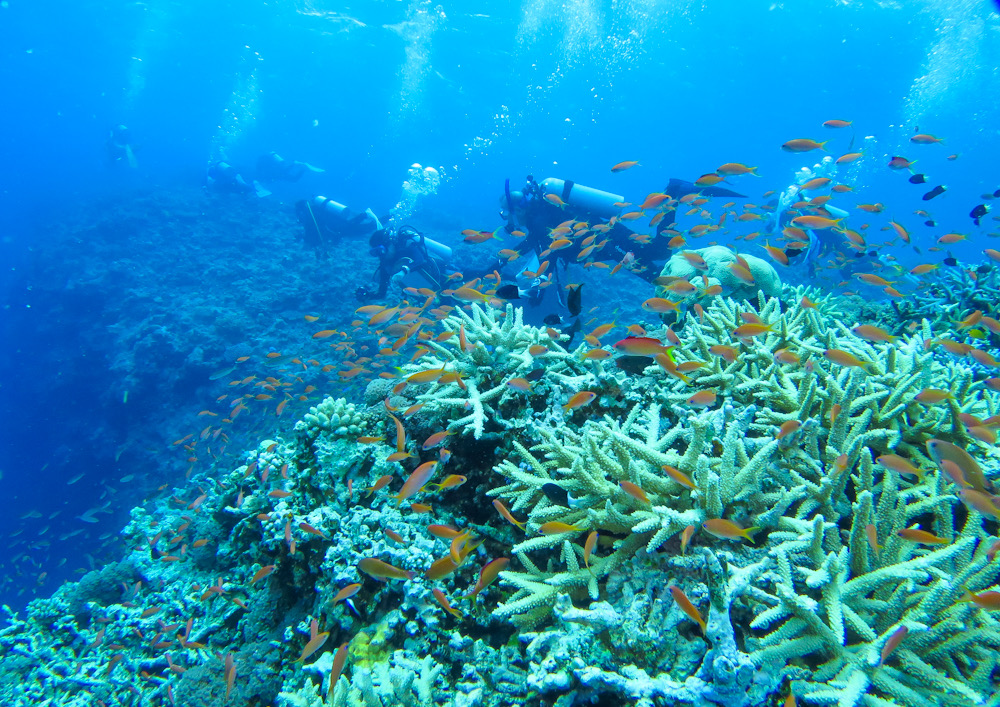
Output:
[
  {"xmin": 106, "ymin": 124, "xmax": 138, "ymax": 169},
  {"xmin": 497, "ymin": 175, "xmax": 747, "ymax": 285},
  {"xmin": 257, "ymin": 152, "xmax": 325, "ymax": 183},
  {"xmin": 356, "ymin": 226, "xmax": 453, "ymax": 300},
  {"xmin": 296, "ymin": 196, "xmax": 383, "ymax": 259},
  {"xmin": 765, "ymin": 185, "xmax": 883, "ymax": 281},
  {"xmin": 207, "ymin": 161, "xmax": 270, "ymax": 198}
]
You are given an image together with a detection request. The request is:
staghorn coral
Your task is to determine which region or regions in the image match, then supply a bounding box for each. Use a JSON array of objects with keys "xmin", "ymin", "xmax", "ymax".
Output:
[{"xmin": 482, "ymin": 290, "xmax": 1000, "ymax": 703}]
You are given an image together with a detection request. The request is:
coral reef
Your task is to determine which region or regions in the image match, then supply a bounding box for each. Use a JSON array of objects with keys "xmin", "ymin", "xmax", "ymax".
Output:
[{"xmin": 1, "ymin": 287, "xmax": 998, "ymax": 707}]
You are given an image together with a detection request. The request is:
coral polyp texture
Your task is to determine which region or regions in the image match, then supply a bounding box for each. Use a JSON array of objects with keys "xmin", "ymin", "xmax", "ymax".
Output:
[{"xmin": 1, "ymin": 293, "xmax": 998, "ymax": 707}]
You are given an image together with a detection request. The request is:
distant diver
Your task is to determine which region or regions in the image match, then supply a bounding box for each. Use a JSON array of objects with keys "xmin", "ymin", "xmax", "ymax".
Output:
[
  {"xmin": 766, "ymin": 179, "xmax": 885, "ymax": 281},
  {"xmin": 295, "ymin": 196, "xmax": 383, "ymax": 259},
  {"xmin": 106, "ymin": 124, "xmax": 137, "ymax": 169},
  {"xmin": 256, "ymin": 151, "xmax": 325, "ymax": 183},
  {"xmin": 356, "ymin": 226, "xmax": 453, "ymax": 301},
  {"xmin": 494, "ymin": 175, "xmax": 747, "ymax": 304},
  {"xmin": 206, "ymin": 161, "xmax": 271, "ymax": 198}
]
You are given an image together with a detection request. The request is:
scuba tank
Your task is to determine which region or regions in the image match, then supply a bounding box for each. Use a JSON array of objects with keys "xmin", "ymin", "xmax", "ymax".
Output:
[
  {"xmin": 311, "ymin": 197, "xmax": 382, "ymax": 232},
  {"xmin": 422, "ymin": 237, "xmax": 452, "ymax": 262},
  {"xmin": 395, "ymin": 226, "xmax": 452, "ymax": 263},
  {"xmin": 538, "ymin": 178, "xmax": 624, "ymax": 220}
]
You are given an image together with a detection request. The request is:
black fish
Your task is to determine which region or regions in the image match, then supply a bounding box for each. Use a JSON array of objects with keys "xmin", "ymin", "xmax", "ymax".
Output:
[
  {"xmin": 977, "ymin": 264, "xmax": 992, "ymax": 274},
  {"xmin": 923, "ymin": 185, "xmax": 947, "ymax": 201},
  {"xmin": 525, "ymin": 368, "xmax": 545, "ymax": 382},
  {"xmin": 994, "ymin": 189, "xmax": 1000, "ymax": 198},
  {"xmin": 567, "ymin": 283, "xmax": 583, "ymax": 317},
  {"xmin": 543, "ymin": 314, "xmax": 562, "ymax": 326},
  {"xmin": 924, "ymin": 220, "xmax": 937, "ymax": 227},
  {"xmin": 971, "ymin": 204, "xmax": 989, "ymax": 225},
  {"xmin": 943, "ymin": 257, "xmax": 958, "ymax": 267},
  {"xmin": 615, "ymin": 355, "xmax": 650, "ymax": 375},
  {"xmin": 541, "ymin": 483, "xmax": 569, "ymax": 507},
  {"xmin": 495, "ymin": 284, "xmax": 521, "ymax": 300},
  {"xmin": 909, "ymin": 173, "xmax": 928, "ymax": 184}
]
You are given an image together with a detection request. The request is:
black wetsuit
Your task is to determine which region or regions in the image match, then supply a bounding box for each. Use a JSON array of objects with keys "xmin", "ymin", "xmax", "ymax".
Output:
[
  {"xmin": 513, "ymin": 194, "xmax": 672, "ymax": 283},
  {"xmin": 373, "ymin": 228, "xmax": 444, "ymax": 297},
  {"xmin": 257, "ymin": 153, "xmax": 309, "ymax": 183},
  {"xmin": 296, "ymin": 198, "xmax": 381, "ymax": 258},
  {"xmin": 208, "ymin": 162, "xmax": 255, "ymax": 195}
]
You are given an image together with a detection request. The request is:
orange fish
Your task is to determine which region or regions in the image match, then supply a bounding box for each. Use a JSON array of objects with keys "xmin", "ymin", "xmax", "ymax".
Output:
[
  {"xmin": 732, "ymin": 323, "xmax": 774, "ymax": 338},
  {"xmin": 875, "ymin": 455, "xmax": 924, "ymax": 481},
  {"xmin": 775, "ymin": 420, "xmax": 802, "ymax": 440},
  {"xmin": 433, "ymin": 474, "xmax": 467, "ymax": 491},
  {"xmin": 392, "ymin": 462, "xmax": 438, "ymax": 504},
  {"xmin": 914, "ymin": 388, "xmax": 954, "ymax": 404},
  {"xmin": 663, "ymin": 465, "xmax": 696, "ymax": 490},
  {"xmin": 611, "ymin": 160, "xmax": 640, "ymax": 173},
  {"xmin": 865, "ymin": 524, "xmax": 881, "ymax": 558},
  {"xmin": 294, "ymin": 627, "xmax": 330, "ymax": 663},
  {"xmin": 716, "ymin": 163, "xmax": 757, "ymax": 176},
  {"xmin": 852, "ymin": 324, "xmax": 896, "ymax": 343},
  {"xmin": 331, "ymin": 583, "xmax": 362, "ymax": 605},
  {"xmin": 463, "ymin": 231, "xmax": 497, "ymax": 244},
  {"xmin": 433, "ymin": 588, "xmax": 463, "ymax": 618},
  {"xmin": 669, "ymin": 585, "xmax": 706, "ymax": 632},
  {"xmin": 249, "ymin": 565, "xmax": 276, "ymax": 585},
  {"xmin": 465, "ymin": 557, "xmax": 510, "ymax": 598},
  {"xmin": 619, "ymin": 480, "xmax": 649, "ymax": 504},
  {"xmin": 539, "ymin": 521, "xmax": 584, "ymax": 535},
  {"xmin": 422, "ymin": 430, "xmax": 453, "ymax": 450},
  {"xmin": 358, "ymin": 557, "xmax": 415, "ymax": 581},
  {"xmin": 958, "ymin": 589, "xmax": 1000, "ymax": 610},
  {"xmin": 791, "ymin": 215, "xmax": 841, "ymax": 229},
  {"xmin": 492, "ymin": 499, "xmax": 526, "ymax": 530},
  {"xmin": 897, "ymin": 528, "xmax": 949, "ymax": 545},
  {"xmin": 709, "ymin": 345, "xmax": 739, "ymax": 363},
  {"xmin": 680, "ymin": 524, "xmax": 696, "ymax": 555},
  {"xmin": 781, "ymin": 138, "xmax": 827, "ymax": 152},
  {"xmin": 702, "ymin": 518, "xmax": 757, "ymax": 542},
  {"xmin": 823, "ymin": 119, "xmax": 852, "ymax": 128},
  {"xmin": 823, "ymin": 349, "xmax": 871, "ymax": 368},
  {"xmin": 686, "ymin": 389, "xmax": 717, "ymax": 408},
  {"xmin": 879, "ymin": 626, "xmax": 908, "ymax": 666},
  {"xmin": 642, "ymin": 297, "xmax": 681, "ymax": 314},
  {"xmin": 328, "ymin": 643, "xmax": 349, "ymax": 698},
  {"xmin": 563, "ymin": 391, "xmax": 597, "ymax": 412},
  {"xmin": 762, "ymin": 242, "xmax": 789, "ymax": 266}
]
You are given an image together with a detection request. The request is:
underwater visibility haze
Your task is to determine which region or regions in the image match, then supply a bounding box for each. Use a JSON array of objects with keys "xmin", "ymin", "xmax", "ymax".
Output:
[{"xmin": 2, "ymin": 0, "xmax": 1000, "ymax": 705}]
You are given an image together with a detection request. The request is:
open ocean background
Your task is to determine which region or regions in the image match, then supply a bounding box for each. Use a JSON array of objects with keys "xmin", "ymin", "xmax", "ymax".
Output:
[{"xmin": 0, "ymin": 0, "xmax": 998, "ymax": 612}]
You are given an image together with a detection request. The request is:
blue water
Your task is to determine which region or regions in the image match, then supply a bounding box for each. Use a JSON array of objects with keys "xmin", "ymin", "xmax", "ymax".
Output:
[{"xmin": 0, "ymin": 0, "xmax": 998, "ymax": 610}]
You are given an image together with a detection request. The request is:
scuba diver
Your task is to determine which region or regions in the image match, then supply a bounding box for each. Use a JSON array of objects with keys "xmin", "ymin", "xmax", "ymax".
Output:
[
  {"xmin": 356, "ymin": 226, "xmax": 453, "ymax": 301},
  {"xmin": 207, "ymin": 161, "xmax": 271, "ymax": 198},
  {"xmin": 256, "ymin": 151, "xmax": 325, "ymax": 184},
  {"xmin": 764, "ymin": 182, "xmax": 884, "ymax": 282},
  {"xmin": 295, "ymin": 196, "xmax": 384, "ymax": 259},
  {"xmin": 496, "ymin": 175, "xmax": 747, "ymax": 294},
  {"xmin": 106, "ymin": 124, "xmax": 137, "ymax": 169}
]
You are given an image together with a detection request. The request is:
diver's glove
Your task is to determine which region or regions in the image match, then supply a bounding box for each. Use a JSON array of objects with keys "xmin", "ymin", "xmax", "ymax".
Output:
[
  {"xmin": 526, "ymin": 277, "xmax": 544, "ymax": 306},
  {"xmin": 390, "ymin": 265, "xmax": 411, "ymax": 291}
]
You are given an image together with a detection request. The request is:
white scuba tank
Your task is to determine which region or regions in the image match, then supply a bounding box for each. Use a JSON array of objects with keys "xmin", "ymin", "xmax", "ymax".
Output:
[
  {"xmin": 538, "ymin": 178, "xmax": 624, "ymax": 220},
  {"xmin": 422, "ymin": 237, "xmax": 452, "ymax": 263}
]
